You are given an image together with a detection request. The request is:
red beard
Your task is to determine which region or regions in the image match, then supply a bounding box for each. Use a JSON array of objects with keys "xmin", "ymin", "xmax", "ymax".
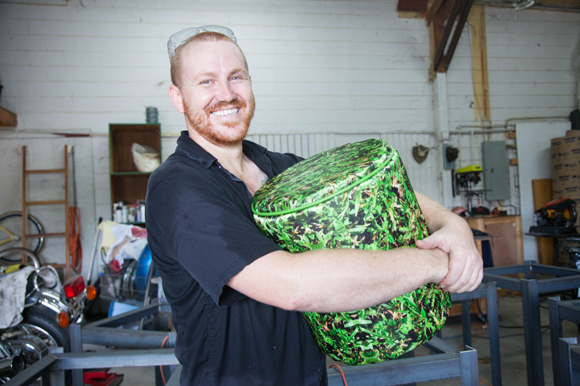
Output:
[{"xmin": 184, "ymin": 95, "xmax": 255, "ymax": 146}]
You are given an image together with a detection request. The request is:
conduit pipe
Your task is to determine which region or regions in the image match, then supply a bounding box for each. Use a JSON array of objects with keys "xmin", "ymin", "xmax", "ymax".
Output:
[
  {"xmin": 505, "ymin": 116, "xmax": 569, "ymax": 126},
  {"xmin": 449, "ymin": 116, "xmax": 568, "ymax": 168},
  {"xmin": 451, "ymin": 128, "xmax": 515, "ymax": 166},
  {"xmin": 450, "ymin": 128, "xmax": 514, "ymax": 135}
]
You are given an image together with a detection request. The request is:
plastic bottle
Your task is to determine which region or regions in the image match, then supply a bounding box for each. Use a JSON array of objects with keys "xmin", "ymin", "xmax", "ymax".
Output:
[
  {"xmin": 115, "ymin": 205, "xmax": 123, "ymax": 223},
  {"xmin": 121, "ymin": 205, "xmax": 128, "ymax": 223}
]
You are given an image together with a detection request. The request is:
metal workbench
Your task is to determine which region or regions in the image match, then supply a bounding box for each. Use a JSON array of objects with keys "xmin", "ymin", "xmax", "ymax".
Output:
[
  {"xmin": 450, "ymin": 281, "xmax": 500, "ymax": 385},
  {"xmin": 548, "ymin": 296, "xmax": 580, "ymax": 385},
  {"xmin": 6, "ymin": 300, "xmax": 481, "ymax": 386},
  {"xmin": 483, "ymin": 261, "xmax": 580, "ymax": 386}
]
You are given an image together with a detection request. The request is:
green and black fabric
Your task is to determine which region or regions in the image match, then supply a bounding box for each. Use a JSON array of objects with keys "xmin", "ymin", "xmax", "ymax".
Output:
[{"xmin": 251, "ymin": 138, "xmax": 451, "ymax": 366}]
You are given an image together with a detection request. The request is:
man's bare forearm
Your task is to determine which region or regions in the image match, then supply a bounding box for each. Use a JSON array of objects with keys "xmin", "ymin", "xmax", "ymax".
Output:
[
  {"xmin": 228, "ymin": 247, "xmax": 448, "ymax": 313},
  {"xmin": 415, "ymin": 191, "xmax": 463, "ymax": 233}
]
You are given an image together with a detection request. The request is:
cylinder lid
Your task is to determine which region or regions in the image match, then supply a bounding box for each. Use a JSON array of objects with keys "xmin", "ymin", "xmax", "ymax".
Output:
[{"xmin": 252, "ymin": 139, "xmax": 394, "ymax": 216}]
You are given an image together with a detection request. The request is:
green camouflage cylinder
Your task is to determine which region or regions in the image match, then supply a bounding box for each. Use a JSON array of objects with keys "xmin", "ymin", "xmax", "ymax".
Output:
[{"xmin": 251, "ymin": 138, "xmax": 451, "ymax": 365}]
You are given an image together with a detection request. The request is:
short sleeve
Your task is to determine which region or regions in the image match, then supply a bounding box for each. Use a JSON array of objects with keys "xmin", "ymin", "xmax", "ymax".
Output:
[{"xmin": 146, "ymin": 166, "xmax": 281, "ymax": 307}]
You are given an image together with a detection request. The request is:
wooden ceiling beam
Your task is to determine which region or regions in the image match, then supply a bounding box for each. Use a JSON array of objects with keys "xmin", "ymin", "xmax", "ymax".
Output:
[
  {"xmin": 426, "ymin": 0, "xmax": 446, "ymax": 24},
  {"xmin": 397, "ymin": 0, "xmax": 428, "ymax": 13}
]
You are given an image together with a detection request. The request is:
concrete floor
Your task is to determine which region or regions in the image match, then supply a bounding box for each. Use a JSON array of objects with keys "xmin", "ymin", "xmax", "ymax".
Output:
[{"xmin": 103, "ymin": 293, "xmax": 579, "ymax": 386}]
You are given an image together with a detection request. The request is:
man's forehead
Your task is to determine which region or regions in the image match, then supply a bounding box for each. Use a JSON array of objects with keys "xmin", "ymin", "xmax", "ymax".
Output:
[{"xmin": 182, "ymin": 39, "xmax": 245, "ymax": 67}]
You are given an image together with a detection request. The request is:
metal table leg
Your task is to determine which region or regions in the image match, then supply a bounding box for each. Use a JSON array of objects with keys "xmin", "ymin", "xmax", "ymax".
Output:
[
  {"xmin": 521, "ymin": 279, "xmax": 544, "ymax": 386},
  {"xmin": 450, "ymin": 282, "xmax": 501, "ymax": 385},
  {"xmin": 70, "ymin": 323, "xmax": 83, "ymax": 386},
  {"xmin": 460, "ymin": 345, "xmax": 478, "ymax": 386},
  {"xmin": 549, "ymin": 297, "xmax": 563, "ymax": 385},
  {"xmin": 486, "ymin": 282, "xmax": 501, "ymax": 386},
  {"xmin": 559, "ymin": 337, "xmax": 579, "ymax": 386},
  {"xmin": 461, "ymin": 300, "xmax": 471, "ymax": 347}
]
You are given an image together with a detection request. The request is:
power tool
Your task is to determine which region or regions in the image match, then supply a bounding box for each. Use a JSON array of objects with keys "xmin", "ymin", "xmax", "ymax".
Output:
[
  {"xmin": 453, "ymin": 165, "xmax": 484, "ymax": 215},
  {"xmin": 529, "ymin": 198, "xmax": 578, "ymax": 235},
  {"xmin": 455, "ymin": 165, "xmax": 482, "ymax": 188}
]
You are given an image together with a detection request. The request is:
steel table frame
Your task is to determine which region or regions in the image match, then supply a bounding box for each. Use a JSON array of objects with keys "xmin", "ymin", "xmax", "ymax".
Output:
[
  {"xmin": 483, "ymin": 261, "xmax": 580, "ymax": 386},
  {"xmin": 4, "ymin": 349, "xmax": 178, "ymax": 386},
  {"xmin": 450, "ymin": 281, "xmax": 501, "ymax": 385},
  {"xmin": 6, "ymin": 342, "xmax": 478, "ymax": 386},
  {"xmin": 6, "ymin": 303, "xmax": 177, "ymax": 386},
  {"xmin": 558, "ymin": 338, "xmax": 580, "ymax": 386},
  {"xmin": 548, "ymin": 297, "xmax": 580, "ymax": 385},
  {"xmin": 165, "ymin": 338, "xmax": 480, "ymax": 386},
  {"xmin": 7, "ymin": 302, "xmax": 480, "ymax": 386},
  {"xmin": 325, "ymin": 337, "xmax": 478, "ymax": 386}
]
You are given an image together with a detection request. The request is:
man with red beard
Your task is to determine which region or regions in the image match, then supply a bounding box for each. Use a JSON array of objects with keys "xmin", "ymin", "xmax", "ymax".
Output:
[{"xmin": 146, "ymin": 26, "xmax": 482, "ymax": 386}]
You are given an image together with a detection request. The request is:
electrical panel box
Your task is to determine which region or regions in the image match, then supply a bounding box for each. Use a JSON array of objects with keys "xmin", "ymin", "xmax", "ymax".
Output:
[{"xmin": 482, "ymin": 141, "xmax": 510, "ymax": 201}]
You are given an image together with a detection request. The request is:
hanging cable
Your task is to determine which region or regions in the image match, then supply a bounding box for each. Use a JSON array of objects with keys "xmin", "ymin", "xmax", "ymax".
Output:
[
  {"xmin": 68, "ymin": 147, "xmax": 82, "ymax": 273},
  {"xmin": 68, "ymin": 206, "xmax": 82, "ymax": 273}
]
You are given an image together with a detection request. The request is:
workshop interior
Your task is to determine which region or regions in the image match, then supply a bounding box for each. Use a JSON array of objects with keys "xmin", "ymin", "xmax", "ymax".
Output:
[{"xmin": 2, "ymin": 0, "xmax": 580, "ymax": 385}]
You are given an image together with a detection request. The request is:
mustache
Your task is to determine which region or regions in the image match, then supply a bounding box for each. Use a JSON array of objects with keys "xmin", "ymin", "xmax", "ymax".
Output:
[{"xmin": 205, "ymin": 100, "xmax": 247, "ymax": 115}]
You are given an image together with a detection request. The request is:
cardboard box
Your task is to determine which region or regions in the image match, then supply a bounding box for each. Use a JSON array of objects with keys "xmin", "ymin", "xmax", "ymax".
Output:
[
  {"xmin": 562, "ymin": 136, "xmax": 580, "ymax": 158},
  {"xmin": 553, "ymin": 179, "xmax": 580, "ymax": 196},
  {"xmin": 551, "ymin": 161, "xmax": 577, "ymax": 177},
  {"xmin": 552, "ymin": 136, "xmax": 580, "ymax": 199}
]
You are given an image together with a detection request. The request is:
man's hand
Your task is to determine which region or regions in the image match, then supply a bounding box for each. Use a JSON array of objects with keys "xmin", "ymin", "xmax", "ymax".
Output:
[
  {"xmin": 416, "ymin": 218, "xmax": 482, "ymax": 292},
  {"xmin": 414, "ymin": 192, "xmax": 483, "ymax": 293}
]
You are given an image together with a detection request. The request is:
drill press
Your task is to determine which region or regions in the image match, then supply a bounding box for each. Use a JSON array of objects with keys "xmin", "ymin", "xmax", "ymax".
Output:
[{"xmin": 454, "ymin": 165, "xmax": 483, "ymax": 214}]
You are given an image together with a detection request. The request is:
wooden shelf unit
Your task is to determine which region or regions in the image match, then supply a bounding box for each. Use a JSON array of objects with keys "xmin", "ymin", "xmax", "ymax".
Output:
[{"xmin": 109, "ymin": 124, "xmax": 161, "ymax": 214}]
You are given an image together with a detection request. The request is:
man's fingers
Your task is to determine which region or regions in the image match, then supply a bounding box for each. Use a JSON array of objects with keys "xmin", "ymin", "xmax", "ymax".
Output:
[
  {"xmin": 439, "ymin": 252, "xmax": 467, "ymax": 289},
  {"xmin": 444, "ymin": 254, "xmax": 483, "ymax": 293},
  {"xmin": 453, "ymin": 268, "xmax": 483, "ymax": 293},
  {"xmin": 449, "ymin": 270, "xmax": 480, "ymax": 293},
  {"xmin": 468, "ymin": 269, "xmax": 484, "ymax": 292},
  {"xmin": 415, "ymin": 236, "xmax": 438, "ymax": 250},
  {"xmin": 441, "ymin": 247, "xmax": 482, "ymax": 291}
]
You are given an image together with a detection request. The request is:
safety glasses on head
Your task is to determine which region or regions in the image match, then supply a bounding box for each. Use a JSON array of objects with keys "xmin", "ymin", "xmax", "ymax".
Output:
[{"xmin": 167, "ymin": 25, "xmax": 237, "ymax": 60}]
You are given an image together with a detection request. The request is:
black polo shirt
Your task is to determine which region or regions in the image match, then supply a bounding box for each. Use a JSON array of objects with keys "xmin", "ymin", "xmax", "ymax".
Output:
[{"xmin": 146, "ymin": 131, "xmax": 328, "ymax": 386}]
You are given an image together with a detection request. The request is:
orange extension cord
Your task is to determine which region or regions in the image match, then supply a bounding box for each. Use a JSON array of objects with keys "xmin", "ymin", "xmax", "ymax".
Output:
[
  {"xmin": 68, "ymin": 206, "xmax": 82, "ymax": 274},
  {"xmin": 329, "ymin": 364, "xmax": 347, "ymax": 386},
  {"xmin": 160, "ymin": 335, "xmax": 170, "ymax": 385}
]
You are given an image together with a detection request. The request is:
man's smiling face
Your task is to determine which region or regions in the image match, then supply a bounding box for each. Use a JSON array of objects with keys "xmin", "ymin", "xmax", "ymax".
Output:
[{"xmin": 177, "ymin": 39, "xmax": 255, "ymax": 146}]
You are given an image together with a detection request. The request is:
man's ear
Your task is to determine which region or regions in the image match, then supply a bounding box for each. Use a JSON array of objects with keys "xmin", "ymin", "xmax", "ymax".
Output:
[{"xmin": 168, "ymin": 84, "xmax": 185, "ymax": 114}]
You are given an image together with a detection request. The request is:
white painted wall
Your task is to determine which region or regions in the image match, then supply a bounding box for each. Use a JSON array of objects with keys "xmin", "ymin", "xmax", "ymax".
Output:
[
  {"xmin": 445, "ymin": 7, "xmax": 580, "ymax": 213},
  {"xmin": 0, "ymin": 1, "xmax": 579, "ymax": 269},
  {"xmin": 0, "ymin": 0, "xmax": 434, "ymax": 134},
  {"xmin": 516, "ymin": 121, "xmax": 569, "ymax": 262}
]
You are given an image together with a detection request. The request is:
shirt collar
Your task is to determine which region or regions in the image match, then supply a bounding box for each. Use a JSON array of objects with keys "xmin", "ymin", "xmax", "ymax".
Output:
[
  {"xmin": 176, "ymin": 131, "xmax": 216, "ymax": 168},
  {"xmin": 175, "ymin": 131, "xmax": 272, "ymax": 174}
]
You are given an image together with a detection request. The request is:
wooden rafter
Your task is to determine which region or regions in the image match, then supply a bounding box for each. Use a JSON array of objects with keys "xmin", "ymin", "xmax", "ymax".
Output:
[{"xmin": 428, "ymin": 0, "xmax": 475, "ymax": 75}]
